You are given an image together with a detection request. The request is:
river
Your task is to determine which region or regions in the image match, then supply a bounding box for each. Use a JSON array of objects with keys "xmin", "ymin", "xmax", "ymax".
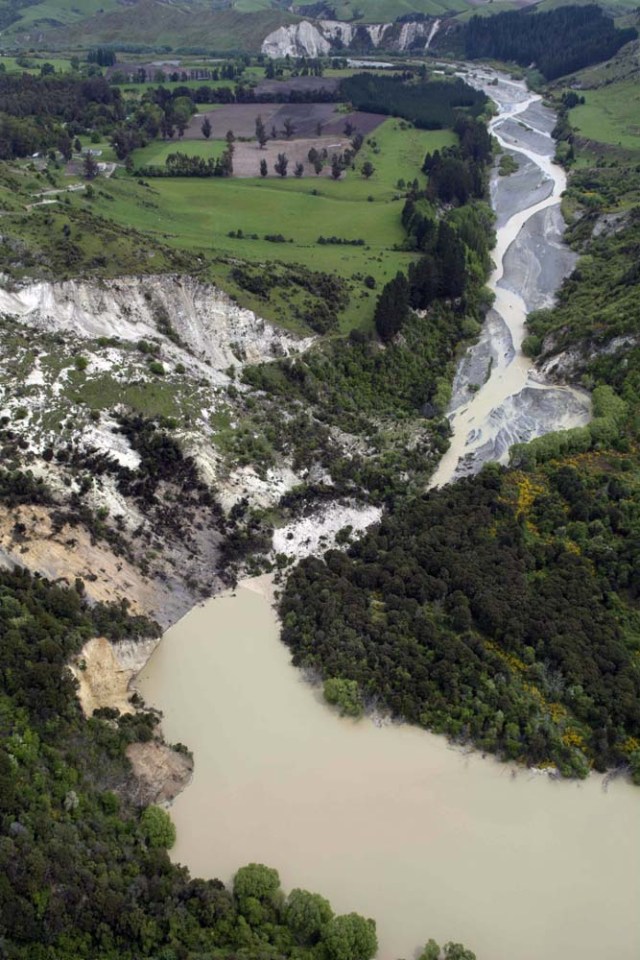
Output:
[
  {"xmin": 429, "ymin": 71, "xmax": 590, "ymax": 487},
  {"xmin": 138, "ymin": 72, "xmax": 639, "ymax": 960}
]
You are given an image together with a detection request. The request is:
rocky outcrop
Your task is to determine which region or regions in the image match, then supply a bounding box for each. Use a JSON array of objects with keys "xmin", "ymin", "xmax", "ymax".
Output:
[
  {"xmin": 70, "ymin": 635, "xmax": 160, "ymax": 718},
  {"xmin": 70, "ymin": 635, "xmax": 194, "ymax": 805},
  {"xmin": 538, "ymin": 333, "xmax": 640, "ymax": 381},
  {"xmin": 126, "ymin": 741, "xmax": 193, "ymax": 806},
  {"xmin": 0, "ymin": 275, "xmax": 313, "ymax": 383},
  {"xmin": 261, "ymin": 17, "xmax": 441, "ymax": 58},
  {"xmin": 262, "ymin": 21, "xmax": 332, "ymax": 58},
  {"xmin": 0, "ymin": 273, "xmax": 318, "ymax": 629}
]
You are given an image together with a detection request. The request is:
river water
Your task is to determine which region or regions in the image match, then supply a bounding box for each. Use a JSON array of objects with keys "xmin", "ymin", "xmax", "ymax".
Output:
[
  {"xmin": 429, "ymin": 72, "xmax": 590, "ymax": 487},
  {"xmin": 138, "ymin": 73, "xmax": 639, "ymax": 960}
]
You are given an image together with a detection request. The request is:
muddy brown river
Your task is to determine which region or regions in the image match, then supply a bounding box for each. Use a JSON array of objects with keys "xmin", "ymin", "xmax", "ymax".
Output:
[{"xmin": 139, "ymin": 582, "xmax": 639, "ymax": 960}]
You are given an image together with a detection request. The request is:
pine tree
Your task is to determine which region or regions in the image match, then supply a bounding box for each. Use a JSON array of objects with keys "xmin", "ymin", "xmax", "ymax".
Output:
[
  {"xmin": 374, "ymin": 272, "xmax": 409, "ymax": 342},
  {"xmin": 255, "ymin": 115, "xmax": 268, "ymax": 149},
  {"xmin": 274, "ymin": 153, "xmax": 288, "ymax": 177}
]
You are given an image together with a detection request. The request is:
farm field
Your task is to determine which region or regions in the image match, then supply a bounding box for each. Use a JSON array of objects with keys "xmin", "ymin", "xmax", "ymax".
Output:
[
  {"xmin": 569, "ymin": 78, "xmax": 640, "ymax": 150},
  {"xmin": 91, "ymin": 120, "xmax": 453, "ymax": 331},
  {"xmin": 130, "ymin": 116, "xmax": 453, "ymax": 189},
  {"xmin": 134, "ymin": 138, "xmax": 226, "ymax": 167},
  {"xmin": 184, "ymin": 104, "xmax": 387, "ymax": 140},
  {"xmin": 132, "ymin": 110, "xmax": 455, "ymax": 184},
  {"xmin": 0, "ymin": 54, "xmax": 74, "ymax": 72},
  {"xmin": 231, "ymin": 136, "xmax": 355, "ymax": 178}
]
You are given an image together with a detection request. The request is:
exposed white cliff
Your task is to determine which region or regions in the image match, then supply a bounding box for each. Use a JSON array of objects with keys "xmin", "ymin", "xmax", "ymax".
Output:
[
  {"xmin": 0, "ymin": 275, "xmax": 313, "ymax": 383},
  {"xmin": 261, "ymin": 18, "xmax": 440, "ymax": 58},
  {"xmin": 262, "ymin": 21, "xmax": 331, "ymax": 58}
]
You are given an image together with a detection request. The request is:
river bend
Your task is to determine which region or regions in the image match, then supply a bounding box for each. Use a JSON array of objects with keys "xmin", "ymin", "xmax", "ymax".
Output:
[{"xmin": 138, "ymin": 73, "xmax": 638, "ymax": 960}]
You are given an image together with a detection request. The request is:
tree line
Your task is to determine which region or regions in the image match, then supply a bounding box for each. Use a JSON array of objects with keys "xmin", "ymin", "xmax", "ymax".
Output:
[
  {"xmin": 338, "ymin": 73, "xmax": 488, "ymax": 130},
  {"xmin": 0, "ymin": 73, "xmax": 122, "ymax": 159},
  {"xmin": 374, "ymin": 114, "xmax": 494, "ymax": 342}
]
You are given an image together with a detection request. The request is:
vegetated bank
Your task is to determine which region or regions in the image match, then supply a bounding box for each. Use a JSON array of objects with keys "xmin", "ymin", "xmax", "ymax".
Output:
[
  {"xmin": 0, "ymin": 566, "xmax": 391, "ymax": 960},
  {"xmin": 278, "ymin": 51, "xmax": 640, "ymax": 784}
]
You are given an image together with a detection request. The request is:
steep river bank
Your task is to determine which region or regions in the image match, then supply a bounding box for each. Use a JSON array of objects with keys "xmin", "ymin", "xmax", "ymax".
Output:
[{"xmin": 138, "ymin": 72, "xmax": 639, "ymax": 960}]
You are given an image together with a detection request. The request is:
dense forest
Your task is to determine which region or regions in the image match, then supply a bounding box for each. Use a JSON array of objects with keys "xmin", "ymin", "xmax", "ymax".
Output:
[
  {"xmin": 338, "ymin": 74, "xmax": 488, "ymax": 130},
  {"xmin": 0, "ymin": 565, "xmax": 389, "ymax": 959},
  {"xmin": 280, "ymin": 460, "xmax": 640, "ymax": 780},
  {"xmin": 0, "ymin": 74, "xmax": 123, "ymax": 158},
  {"xmin": 463, "ymin": 5, "xmax": 637, "ymax": 81}
]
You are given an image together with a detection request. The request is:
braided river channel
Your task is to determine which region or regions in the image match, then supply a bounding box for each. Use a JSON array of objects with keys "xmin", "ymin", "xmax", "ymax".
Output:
[{"xmin": 139, "ymin": 72, "xmax": 639, "ymax": 960}]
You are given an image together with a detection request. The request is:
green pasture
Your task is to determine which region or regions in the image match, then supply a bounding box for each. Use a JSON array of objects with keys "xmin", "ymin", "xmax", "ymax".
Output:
[
  {"xmin": 0, "ymin": 55, "xmax": 73, "ymax": 72},
  {"xmin": 76, "ymin": 121, "xmax": 457, "ymax": 330},
  {"xmin": 133, "ymin": 139, "xmax": 225, "ymax": 166},
  {"xmin": 357, "ymin": 119, "xmax": 456, "ymax": 191},
  {"xmin": 93, "ymin": 174, "xmax": 406, "ymax": 256},
  {"xmin": 570, "ymin": 80, "xmax": 640, "ymax": 151},
  {"xmin": 84, "ymin": 173, "xmax": 414, "ymax": 330},
  {"xmin": 1, "ymin": 0, "xmax": 121, "ymax": 33}
]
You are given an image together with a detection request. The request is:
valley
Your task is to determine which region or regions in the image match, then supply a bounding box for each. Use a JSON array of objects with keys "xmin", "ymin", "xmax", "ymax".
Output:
[{"xmin": 0, "ymin": 7, "xmax": 639, "ymax": 960}]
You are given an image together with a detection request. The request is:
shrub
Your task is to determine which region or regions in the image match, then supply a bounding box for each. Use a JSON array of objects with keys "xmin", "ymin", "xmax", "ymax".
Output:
[
  {"xmin": 323, "ymin": 677, "xmax": 363, "ymax": 717},
  {"xmin": 140, "ymin": 805, "xmax": 176, "ymax": 849}
]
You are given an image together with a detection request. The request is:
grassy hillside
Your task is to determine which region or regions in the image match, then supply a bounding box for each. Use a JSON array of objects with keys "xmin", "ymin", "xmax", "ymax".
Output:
[
  {"xmin": 0, "ymin": 0, "xmax": 121, "ymax": 33},
  {"xmin": 6, "ymin": 0, "xmax": 296, "ymax": 51},
  {"xmin": 569, "ymin": 79, "xmax": 640, "ymax": 150},
  {"xmin": 2, "ymin": 0, "xmax": 639, "ymax": 52},
  {"xmin": 566, "ymin": 36, "xmax": 640, "ymax": 85},
  {"xmin": 292, "ymin": 0, "xmax": 466, "ymax": 22}
]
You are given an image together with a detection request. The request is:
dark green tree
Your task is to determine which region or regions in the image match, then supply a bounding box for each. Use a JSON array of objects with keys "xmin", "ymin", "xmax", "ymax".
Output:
[
  {"xmin": 255, "ymin": 115, "xmax": 268, "ymax": 148},
  {"xmin": 82, "ymin": 150, "xmax": 99, "ymax": 180},
  {"xmin": 374, "ymin": 272, "xmax": 409, "ymax": 342},
  {"xmin": 274, "ymin": 152, "xmax": 288, "ymax": 177},
  {"xmin": 286, "ymin": 889, "xmax": 334, "ymax": 944},
  {"xmin": 323, "ymin": 914, "xmax": 378, "ymax": 960}
]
